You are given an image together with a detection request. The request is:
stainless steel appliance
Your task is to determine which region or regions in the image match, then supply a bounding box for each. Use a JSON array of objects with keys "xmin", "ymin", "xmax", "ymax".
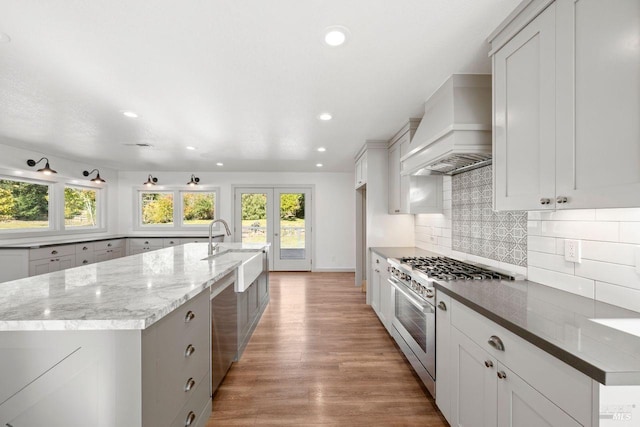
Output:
[
  {"xmin": 211, "ymin": 272, "xmax": 237, "ymax": 394},
  {"xmin": 387, "ymin": 256, "xmax": 517, "ymax": 398}
]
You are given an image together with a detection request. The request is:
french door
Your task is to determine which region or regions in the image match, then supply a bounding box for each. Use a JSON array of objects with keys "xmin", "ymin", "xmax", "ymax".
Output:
[{"xmin": 233, "ymin": 187, "xmax": 312, "ymax": 271}]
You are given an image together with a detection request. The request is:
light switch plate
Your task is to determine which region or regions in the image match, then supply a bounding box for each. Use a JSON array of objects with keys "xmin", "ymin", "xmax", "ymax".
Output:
[{"xmin": 564, "ymin": 239, "xmax": 581, "ymax": 263}]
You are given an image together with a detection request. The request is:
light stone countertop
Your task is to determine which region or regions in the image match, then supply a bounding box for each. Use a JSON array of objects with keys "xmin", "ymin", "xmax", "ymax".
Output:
[{"xmin": 0, "ymin": 243, "xmax": 267, "ymax": 332}]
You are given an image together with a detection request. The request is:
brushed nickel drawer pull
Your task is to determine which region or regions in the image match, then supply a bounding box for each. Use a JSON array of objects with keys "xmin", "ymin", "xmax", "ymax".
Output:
[
  {"xmin": 184, "ymin": 377, "xmax": 196, "ymax": 392},
  {"xmin": 185, "ymin": 310, "xmax": 196, "ymax": 323},
  {"xmin": 484, "ymin": 360, "xmax": 493, "ymax": 368},
  {"xmin": 488, "ymin": 335, "xmax": 505, "ymax": 351},
  {"xmin": 107, "ymin": 243, "xmax": 112, "ymax": 247},
  {"xmin": 51, "ymin": 250, "xmax": 58, "ymax": 255},
  {"xmin": 185, "ymin": 411, "xmax": 196, "ymax": 426},
  {"xmin": 82, "ymin": 246, "xmax": 88, "ymax": 250},
  {"xmin": 437, "ymin": 301, "xmax": 447, "ymax": 311},
  {"xmin": 497, "ymin": 371, "xmax": 507, "ymax": 379},
  {"xmin": 83, "ymin": 260, "xmax": 88, "ymax": 264},
  {"xmin": 185, "ymin": 344, "xmax": 195, "ymax": 357}
]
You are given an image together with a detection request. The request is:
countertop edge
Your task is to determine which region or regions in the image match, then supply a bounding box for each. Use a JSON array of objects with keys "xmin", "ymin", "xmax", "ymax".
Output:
[
  {"xmin": 435, "ymin": 283, "xmax": 609, "ymax": 385},
  {"xmin": 0, "ymin": 233, "xmax": 226, "ymax": 249}
]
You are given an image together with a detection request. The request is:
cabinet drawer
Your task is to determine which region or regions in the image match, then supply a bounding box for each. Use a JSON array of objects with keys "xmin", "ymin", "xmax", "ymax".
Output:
[
  {"xmin": 74, "ymin": 242, "xmax": 95, "ymax": 253},
  {"xmin": 94, "ymin": 239, "xmax": 124, "ymax": 251},
  {"xmin": 180, "ymin": 238, "xmax": 209, "ymax": 244},
  {"xmin": 30, "ymin": 245, "xmax": 75, "ymax": 261},
  {"xmin": 129, "ymin": 238, "xmax": 164, "ymax": 249},
  {"xmin": 169, "ymin": 370, "xmax": 211, "ymax": 427},
  {"xmin": 450, "ymin": 299, "xmax": 592, "ymax": 426},
  {"xmin": 75, "ymin": 253, "xmax": 96, "ymax": 266},
  {"xmin": 151, "ymin": 292, "xmax": 210, "ymax": 422},
  {"xmin": 163, "ymin": 238, "xmax": 180, "ymax": 247}
]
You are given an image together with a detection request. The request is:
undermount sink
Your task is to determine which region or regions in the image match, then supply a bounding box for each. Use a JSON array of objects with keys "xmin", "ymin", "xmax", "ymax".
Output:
[{"xmin": 205, "ymin": 250, "xmax": 264, "ymax": 292}]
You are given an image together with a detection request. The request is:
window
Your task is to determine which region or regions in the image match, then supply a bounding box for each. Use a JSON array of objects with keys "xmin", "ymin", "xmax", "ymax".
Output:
[
  {"xmin": 64, "ymin": 186, "xmax": 98, "ymax": 228},
  {"xmin": 135, "ymin": 187, "xmax": 219, "ymax": 230},
  {"xmin": 0, "ymin": 178, "xmax": 51, "ymax": 230},
  {"xmin": 140, "ymin": 192, "xmax": 174, "ymax": 226},
  {"xmin": 182, "ymin": 191, "xmax": 215, "ymax": 225}
]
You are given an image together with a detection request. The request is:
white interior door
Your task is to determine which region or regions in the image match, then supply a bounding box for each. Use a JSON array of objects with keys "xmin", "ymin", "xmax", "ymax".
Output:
[{"xmin": 234, "ymin": 187, "xmax": 312, "ymax": 271}]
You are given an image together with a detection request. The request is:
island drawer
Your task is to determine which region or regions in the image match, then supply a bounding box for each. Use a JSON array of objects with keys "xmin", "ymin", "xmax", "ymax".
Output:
[
  {"xmin": 129, "ymin": 238, "xmax": 164, "ymax": 249},
  {"xmin": 163, "ymin": 238, "xmax": 180, "ymax": 247},
  {"xmin": 75, "ymin": 253, "xmax": 96, "ymax": 266},
  {"xmin": 169, "ymin": 370, "xmax": 210, "ymax": 427},
  {"xmin": 74, "ymin": 242, "xmax": 95, "ymax": 253},
  {"xmin": 30, "ymin": 245, "xmax": 75, "ymax": 260}
]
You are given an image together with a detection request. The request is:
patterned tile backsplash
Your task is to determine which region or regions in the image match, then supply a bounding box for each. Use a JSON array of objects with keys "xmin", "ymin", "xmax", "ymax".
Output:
[{"xmin": 452, "ymin": 165, "xmax": 528, "ymax": 266}]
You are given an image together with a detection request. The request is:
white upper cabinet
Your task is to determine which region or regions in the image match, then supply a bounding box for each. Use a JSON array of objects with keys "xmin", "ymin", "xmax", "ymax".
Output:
[
  {"xmin": 355, "ymin": 152, "xmax": 367, "ymax": 189},
  {"xmin": 493, "ymin": 3, "xmax": 557, "ymax": 211},
  {"xmin": 388, "ymin": 119, "xmax": 420, "ymax": 214},
  {"xmin": 491, "ymin": 0, "xmax": 640, "ymax": 210},
  {"xmin": 555, "ymin": 0, "xmax": 640, "ymax": 208}
]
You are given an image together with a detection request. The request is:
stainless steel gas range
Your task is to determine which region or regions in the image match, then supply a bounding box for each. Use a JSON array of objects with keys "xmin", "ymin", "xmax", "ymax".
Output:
[{"xmin": 387, "ymin": 255, "xmax": 518, "ymax": 398}]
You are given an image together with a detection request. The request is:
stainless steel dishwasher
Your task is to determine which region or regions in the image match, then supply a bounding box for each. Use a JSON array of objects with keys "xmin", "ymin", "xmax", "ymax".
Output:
[{"xmin": 210, "ymin": 271, "xmax": 237, "ymax": 394}]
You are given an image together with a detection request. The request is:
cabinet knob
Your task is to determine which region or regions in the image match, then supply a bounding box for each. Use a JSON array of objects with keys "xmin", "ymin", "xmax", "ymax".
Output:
[
  {"xmin": 376, "ymin": 259, "xmax": 380, "ymax": 264},
  {"xmin": 488, "ymin": 335, "xmax": 505, "ymax": 351},
  {"xmin": 169, "ymin": 241, "xmax": 175, "ymax": 244},
  {"xmin": 484, "ymin": 360, "xmax": 493, "ymax": 368},
  {"xmin": 82, "ymin": 246, "xmax": 88, "ymax": 250},
  {"xmin": 184, "ymin": 377, "xmax": 196, "ymax": 392},
  {"xmin": 184, "ymin": 310, "xmax": 196, "ymax": 323},
  {"xmin": 51, "ymin": 250, "xmax": 58, "ymax": 255},
  {"xmin": 375, "ymin": 269, "xmax": 380, "ymax": 273},
  {"xmin": 107, "ymin": 243, "xmax": 112, "ymax": 247},
  {"xmin": 437, "ymin": 301, "xmax": 447, "ymax": 311},
  {"xmin": 497, "ymin": 371, "xmax": 507, "ymax": 380},
  {"xmin": 83, "ymin": 260, "xmax": 88, "ymax": 264},
  {"xmin": 556, "ymin": 196, "xmax": 568, "ymax": 204},
  {"xmin": 144, "ymin": 240, "xmax": 149, "ymax": 244},
  {"xmin": 185, "ymin": 344, "xmax": 196, "ymax": 357},
  {"xmin": 185, "ymin": 411, "xmax": 196, "ymax": 426},
  {"xmin": 539, "ymin": 198, "xmax": 551, "ymax": 205},
  {"xmin": 394, "ymin": 209, "xmax": 400, "ymax": 213}
]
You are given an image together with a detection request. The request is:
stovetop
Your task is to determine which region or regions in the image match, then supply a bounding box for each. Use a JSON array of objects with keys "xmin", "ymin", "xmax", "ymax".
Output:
[{"xmin": 399, "ymin": 257, "xmax": 516, "ymax": 281}]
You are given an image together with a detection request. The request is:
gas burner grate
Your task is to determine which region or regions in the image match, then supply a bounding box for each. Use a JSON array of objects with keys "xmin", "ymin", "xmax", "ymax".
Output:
[{"xmin": 400, "ymin": 257, "xmax": 514, "ymax": 281}]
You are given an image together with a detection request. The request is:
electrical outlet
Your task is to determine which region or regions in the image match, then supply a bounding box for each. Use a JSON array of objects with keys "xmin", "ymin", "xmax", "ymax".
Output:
[{"xmin": 565, "ymin": 239, "xmax": 581, "ymax": 263}]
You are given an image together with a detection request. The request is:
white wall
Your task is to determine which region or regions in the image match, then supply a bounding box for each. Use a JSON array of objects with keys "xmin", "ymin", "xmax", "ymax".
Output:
[
  {"xmin": 0, "ymin": 142, "xmax": 120, "ymax": 245},
  {"xmin": 117, "ymin": 170, "xmax": 355, "ymax": 271}
]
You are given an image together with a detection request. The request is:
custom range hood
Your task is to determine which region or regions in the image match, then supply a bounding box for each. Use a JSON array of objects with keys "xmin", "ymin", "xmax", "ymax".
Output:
[{"xmin": 402, "ymin": 74, "xmax": 492, "ymax": 176}]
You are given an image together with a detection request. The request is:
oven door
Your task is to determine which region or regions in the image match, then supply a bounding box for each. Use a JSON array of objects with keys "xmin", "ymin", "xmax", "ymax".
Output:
[{"xmin": 390, "ymin": 277, "xmax": 435, "ymax": 380}]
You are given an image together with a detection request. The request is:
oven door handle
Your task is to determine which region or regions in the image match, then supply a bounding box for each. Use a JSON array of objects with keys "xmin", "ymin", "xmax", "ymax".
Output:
[{"xmin": 389, "ymin": 279, "xmax": 434, "ymax": 314}]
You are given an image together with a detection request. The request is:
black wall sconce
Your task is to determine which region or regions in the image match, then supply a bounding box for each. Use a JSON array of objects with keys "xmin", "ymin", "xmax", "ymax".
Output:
[
  {"xmin": 187, "ymin": 174, "xmax": 200, "ymax": 186},
  {"xmin": 83, "ymin": 169, "xmax": 106, "ymax": 183},
  {"xmin": 26, "ymin": 157, "xmax": 57, "ymax": 175},
  {"xmin": 143, "ymin": 174, "xmax": 158, "ymax": 186}
]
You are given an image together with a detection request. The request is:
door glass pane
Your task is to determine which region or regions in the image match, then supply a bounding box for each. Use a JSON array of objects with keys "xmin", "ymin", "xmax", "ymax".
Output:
[
  {"xmin": 279, "ymin": 193, "xmax": 305, "ymax": 260},
  {"xmin": 241, "ymin": 193, "xmax": 267, "ymax": 244}
]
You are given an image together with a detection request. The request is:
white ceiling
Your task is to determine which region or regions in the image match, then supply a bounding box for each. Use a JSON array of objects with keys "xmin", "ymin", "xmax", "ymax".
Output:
[{"xmin": 0, "ymin": 0, "xmax": 519, "ymax": 172}]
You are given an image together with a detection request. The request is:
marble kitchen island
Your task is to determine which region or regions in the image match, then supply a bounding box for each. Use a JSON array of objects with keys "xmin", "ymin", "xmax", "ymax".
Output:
[{"xmin": 0, "ymin": 243, "xmax": 269, "ymax": 427}]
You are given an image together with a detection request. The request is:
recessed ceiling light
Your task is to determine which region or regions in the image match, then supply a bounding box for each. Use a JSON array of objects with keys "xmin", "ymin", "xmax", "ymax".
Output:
[
  {"xmin": 0, "ymin": 33, "xmax": 11, "ymax": 43},
  {"xmin": 318, "ymin": 113, "xmax": 332, "ymax": 121},
  {"xmin": 186, "ymin": 146, "xmax": 196, "ymax": 150},
  {"xmin": 216, "ymin": 162, "xmax": 224, "ymax": 166},
  {"xmin": 324, "ymin": 26, "xmax": 350, "ymax": 47},
  {"xmin": 317, "ymin": 147, "xmax": 326, "ymax": 152},
  {"xmin": 316, "ymin": 163, "xmax": 323, "ymax": 168},
  {"xmin": 122, "ymin": 111, "xmax": 138, "ymax": 118}
]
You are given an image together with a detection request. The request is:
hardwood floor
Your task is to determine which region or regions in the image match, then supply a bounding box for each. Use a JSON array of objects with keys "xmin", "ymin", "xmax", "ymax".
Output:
[{"xmin": 207, "ymin": 272, "xmax": 448, "ymax": 426}]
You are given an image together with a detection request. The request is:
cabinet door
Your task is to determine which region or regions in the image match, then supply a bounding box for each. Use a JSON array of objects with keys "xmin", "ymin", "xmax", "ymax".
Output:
[
  {"xmin": 556, "ymin": 0, "xmax": 640, "ymax": 209},
  {"xmin": 94, "ymin": 249, "xmax": 111, "ymax": 263},
  {"xmin": 378, "ymin": 265, "xmax": 392, "ymax": 332},
  {"xmin": 110, "ymin": 248, "xmax": 124, "ymax": 259},
  {"xmin": 388, "ymin": 143, "xmax": 401, "ymax": 214},
  {"xmin": 451, "ymin": 327, "xmax": 497, "ymax": 427},
  {"xmin": 493, "ymin": 3, "xmax": 557, "ymax": 211},
  {"xmin": 29, "ymin": 259, "xmax": 54, "ymax": 276},
  {"xmin": 57, "ymin": 255, "xmax": 75, "ymax": 271},
  {"xmin": 497, "ymin": 364, "xmax": 582, "ymax": 427},
  {"xmin": 435, "ymin": 292, "xmax": 452, "ymax": 424}
]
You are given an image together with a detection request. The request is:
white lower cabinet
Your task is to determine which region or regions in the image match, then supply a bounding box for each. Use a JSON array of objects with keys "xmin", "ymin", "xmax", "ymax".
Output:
[
  {"xmin": 369, "ymin": 252, "xmax": 391, "ymax": 332},
  {"xmin": 497, "ymin": 364, "xmax": 581, "ymax": 427},
  {"xmin": 439, "ymin": 298, "xmax": 593, "ymax": 427}
]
